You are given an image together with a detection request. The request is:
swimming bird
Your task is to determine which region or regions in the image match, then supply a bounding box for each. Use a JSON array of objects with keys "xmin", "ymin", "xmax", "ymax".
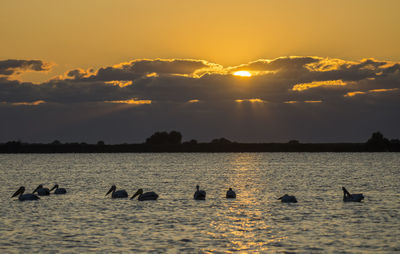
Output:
[
  {"xmin": 278, "ymin": 194, "xmax": 297, "ymax": 203},
  {"xmin": 194, "ymin": 185, "xmax": 206, "ymax": 200},
  {"xmin": 226, "ymin": 188, "xmax": 236, "ymax": 198},
  {"xmin": 106, "ymin": 185, "xmax": 128, "ymax": 198},
  {"xmin": 12, "ymin": 186, "xmax": 40, "ymax": 201},
  {"xmin": 33, "ymin": 184, "xmax": 50, "ymax": 196},
  {"xmin": 50, "ymin": 184, "xmax": 67, "ymax": 194},
  {"xmin": 130, "ymin": 189, "xmax": 159, "ymax": 201},
  {"xmin": 342, "ymin": 187, "xmax": 364, "ymax": 202}
]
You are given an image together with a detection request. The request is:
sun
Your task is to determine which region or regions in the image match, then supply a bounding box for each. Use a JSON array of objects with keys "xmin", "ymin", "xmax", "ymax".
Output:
[{"xmin": 233, "ymin": 71, "xmax": 252, "ymax": 77}]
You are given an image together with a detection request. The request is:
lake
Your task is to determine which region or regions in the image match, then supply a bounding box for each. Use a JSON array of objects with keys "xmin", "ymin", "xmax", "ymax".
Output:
[{"xmin": 0, "ymin": 153, "xmax": 399, "ymax": 253}]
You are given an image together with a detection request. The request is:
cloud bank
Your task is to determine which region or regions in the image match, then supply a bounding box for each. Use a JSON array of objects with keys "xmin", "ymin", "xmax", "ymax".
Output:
[{"xmin": 1, "ymin": 56, "xmax": 399, "ymax": 143}]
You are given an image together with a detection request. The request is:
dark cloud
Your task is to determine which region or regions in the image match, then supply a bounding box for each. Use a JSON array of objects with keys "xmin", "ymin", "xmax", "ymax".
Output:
[
  {"xmin": 0, "ymin": 59, "xmax": 51, "ymax": 75},
  {"xmin": 1, "ymin": 57, "xmax": 399, "ymax": 143}
]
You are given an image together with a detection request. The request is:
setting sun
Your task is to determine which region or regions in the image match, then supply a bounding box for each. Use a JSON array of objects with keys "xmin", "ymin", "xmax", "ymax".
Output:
[{"xmin": 233, "ymin": 71, "xmax": 252, "ymax": 77}]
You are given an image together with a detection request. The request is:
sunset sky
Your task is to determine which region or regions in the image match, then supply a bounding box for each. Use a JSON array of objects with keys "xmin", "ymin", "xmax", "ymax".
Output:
[{"xmin": 1, "ymin": 0, "xmax": 400, "ymax": 143}]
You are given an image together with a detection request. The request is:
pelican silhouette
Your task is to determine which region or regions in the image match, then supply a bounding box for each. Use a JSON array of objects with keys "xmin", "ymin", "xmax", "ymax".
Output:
[
  {"xmin": 33, "ymin": 184, "xmax": 50, "ymax": 196},
  {"xmin": 194, "ymin": 185, "xmax": 206, "ymax": 200},
  {"xmin": 12, "ymin": 186, "xmax": 40, "ymax": 201},
  {"xmin": 50, "ymin": 184, "xmax": 67, "ymax": 194},
  {"xmin": 278, "ymin": 194, "xmax": 297, "ymax": 203},
  {"xmin": 226, "ymin": 188, "xmax": 236, "ymax": 198},
  {"xmin": 130, "ymin": 189, "xmax": 158, "ymax": 201},
  {"xmin": 106, "ymin": 185, "xmax": 128, "ymax": 198},
  {"xmin": 342, "ymin": 187, "xmax": 364, "ymax": 202}
]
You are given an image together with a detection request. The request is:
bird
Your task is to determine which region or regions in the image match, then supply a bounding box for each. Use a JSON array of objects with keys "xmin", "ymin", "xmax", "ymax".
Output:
[
  {"xmin": 194, "ymin": 185, "xmax": 206, "ymax": 200},
  {"xmin": 226, "ymin": 188, "xmax": 236, "ymax": 198},
  {"xmin": 278, "ymin": 194, "xmax": 297, "ymax": 203},
  {"xmin": 342, "ymin": 187, "xmax": 364, "ymax": 202},
  {"xmin": 11, "ymin": 186, "xmax": 40, "ymax": 201},
  {"xmin": 50, "ymin": 184, "xmax": 67, "ymax": 194},
  {"xmin": 32, "ymin": 184, "xmax": 50, "ymax": 196},
  {"xmin": 105, "ymin": 185, "xmax": 128, "ymax": 198},
  {"xmin": 130, "ymin": 189, "xmax": 158, "ymax": 201}
]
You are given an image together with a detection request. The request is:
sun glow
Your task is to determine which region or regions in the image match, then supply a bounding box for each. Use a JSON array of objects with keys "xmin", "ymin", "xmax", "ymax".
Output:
[{"xmin": 233, "ymin": 71, "xmax": 252, "ymax": 77}]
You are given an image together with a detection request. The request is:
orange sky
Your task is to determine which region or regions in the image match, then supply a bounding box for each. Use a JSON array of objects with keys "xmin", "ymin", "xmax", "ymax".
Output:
[{"xmin": 1, "ymin": 0, "xmax": 400, "ymax": 82}]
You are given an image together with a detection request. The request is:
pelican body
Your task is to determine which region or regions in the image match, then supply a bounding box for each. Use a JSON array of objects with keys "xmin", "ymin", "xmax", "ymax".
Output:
[
  {"xmin": 106, "ymin": 185, "xmax": 128, "ymax": 198},
  {"xmin": 33, "ymin": 184, "xmax": 50, "ymax": 196},
  {"xmin": 278, "ymin": 194, "xmax": 297, "ymax": 203},
  {"xmin": 130, "ymin": 189, "xmax": 158, "ymax": 201},
  {"xmin": 12, "ymin": 186, "xmax": 40, "ymax": 201},
  {"xmin": 226, "ymin": 188, "xmax": 236, "ymax": 198},
  {"xmin": 342, "ymin": 187, "xmax": 364, "ymax": 202},
  {"xmin": 50, "ymin": 184, "xmax": 67, "ymax": 194},
  {"xmin": 194, "ymin": 185, "xmax": 206, "ymax": 200}
]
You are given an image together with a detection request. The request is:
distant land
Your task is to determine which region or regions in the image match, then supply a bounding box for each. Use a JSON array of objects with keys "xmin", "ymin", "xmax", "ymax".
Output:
[{"xmin": 1, "ymin": 131, "xmax": 399, "ymax": 153}]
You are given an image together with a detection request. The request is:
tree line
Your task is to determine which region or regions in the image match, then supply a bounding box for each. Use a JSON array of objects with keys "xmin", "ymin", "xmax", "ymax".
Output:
[{"xmin": 1, "ymin": 131, "xmax": 399, "ymax": 153}]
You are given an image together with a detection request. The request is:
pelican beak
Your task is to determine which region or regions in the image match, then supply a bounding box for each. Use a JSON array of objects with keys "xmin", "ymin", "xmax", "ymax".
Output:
[
  {"xmin": 277, "ymin": 196, "xmax": 283, "ymax": 200},
  {"xmin": 106, "ymin": 186, "xmax": 114, "ymax": 196},
  {"xmin": 50, "ymin": 185, "xmax": 56, "ymax": 192},
  {"xmin": 12, "ymin": 187, "xmax": 22, "ymax": 197},
  {"xmin": 130, "ymin": 189, "xmax": 140, "ymax": 200},
  {"xmin": 32, "ymin": 186, "xmax": 39, "ymax": 194}
]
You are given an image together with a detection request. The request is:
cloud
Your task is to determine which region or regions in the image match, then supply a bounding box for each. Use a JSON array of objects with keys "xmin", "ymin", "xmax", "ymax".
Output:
[
  {"xmin": 0, "ymin": 59, "xmax": 52, "ymax": 76},
  {"xmin": 1, "ymin": 56, "xmax": 399, "ymax": 143}
]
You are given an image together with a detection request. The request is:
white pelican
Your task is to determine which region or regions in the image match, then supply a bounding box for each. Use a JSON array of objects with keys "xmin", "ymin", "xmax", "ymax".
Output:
[
  {"xmin": 194, "ymin": 185, "xmax": 206, "ymax": 200},
  {"xmin": 33, "ymin": 184, "xmax": 50, "ymax": 196},
  {"xmin": 106, "ymin": 185, "xmax": 128, "ymax": 198},
  {"xmin": 130, "ymin": 189, "xmax": 158, "ymax": 201},
  {"xmin": 342, "ymin": 187, "xmax": 364, "ymax": 202},
  {"xmin": 226, "ymin": 188, "xmax": 236, "ymax": 198},
  {"xmin": 12, "ymin": 186, "xmax": 40, "ymax": 201},
  {"xmin": 278, "ymin": 194, "xmax": 298, "ymax": 203},
  {"xmin": 50, "ymin": 184, "xmax": 67, "ymax": 194}
]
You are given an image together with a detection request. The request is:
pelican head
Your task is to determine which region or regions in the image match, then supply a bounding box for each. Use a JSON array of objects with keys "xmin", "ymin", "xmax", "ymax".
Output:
[
  {"xmin": 11, "ymin": 186, "xmax": 40, "ymax": 201},
  {"xmin": 106, "ymin": 185, "xmax": 116, "ymax": 196},
  {"xmin": 12, "ymin": 186, "xmax": 25, "ymax": 197},
  {"xmin": 130, "ymin": 189, "xmax": 144, "ymax": 200},
  {"xmin": 32, "ymin": 184, "xmax": 44, "ymax": 194},
  {"xmin": 50, "ymin": 184, "xmax": 59, "ymax": 192}
]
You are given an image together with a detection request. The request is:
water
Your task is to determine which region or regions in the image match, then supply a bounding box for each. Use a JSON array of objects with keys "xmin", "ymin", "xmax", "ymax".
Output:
[{"xmin": 0, "ymin": 153, "xmax": 399, "ymax": 253}]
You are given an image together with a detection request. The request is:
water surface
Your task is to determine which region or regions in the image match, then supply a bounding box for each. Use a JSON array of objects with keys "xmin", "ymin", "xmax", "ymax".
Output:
[{"xmin": 0, "ymin": 153, "xmax": 399, "ymax": 253}]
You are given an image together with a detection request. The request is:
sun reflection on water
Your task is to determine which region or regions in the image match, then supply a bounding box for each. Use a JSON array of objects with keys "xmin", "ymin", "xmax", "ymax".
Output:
[{"xmin": 203, "ymin": 153, "xmax": 283, "ymax": 252}]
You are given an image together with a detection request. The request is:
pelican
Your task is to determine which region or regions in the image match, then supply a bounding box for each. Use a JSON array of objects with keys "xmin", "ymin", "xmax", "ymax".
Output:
[
  {"xmin": 194, "ymin": 185, "xmax": 206, "ymax": 200},
  {"xmin": 130, "ymin": 189, "xmax": 158, "ymax": 201},
  {"xmin": 106, "ymin": 185, "xmax": 128, "ymax": 198},
  {"xmin": 278, "ymin": 194, "xmax": 297, "ymax": 203},
  {"xmin": 226, "ymin": 188, "xmax": 236, "ymax": 198},
  {"xmin": 342, "ymin": 187, "xmax": 364, "ymax": 202},
  {"xmin": 12, "ymin": 186, "xmax": 40, "ymax": 201},
  {"xmin": 33, "ymin": 184, "xmax": 50, "ymax": 196},
  {"xmin": 50, "ymin": 184, "xmax": 67, "ymax": 194}
]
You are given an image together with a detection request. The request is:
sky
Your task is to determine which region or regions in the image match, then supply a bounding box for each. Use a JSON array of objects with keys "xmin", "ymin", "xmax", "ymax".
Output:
[{"xmin": 1, "ymin": 0, "xmax": 400, "ymax": 143}]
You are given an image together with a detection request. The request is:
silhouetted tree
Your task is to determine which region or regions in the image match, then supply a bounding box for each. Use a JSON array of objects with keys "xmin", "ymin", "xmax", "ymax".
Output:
[
  {"xmin": 288, "ymin": 140, "xmax": 300, "ymax": 144},
  {"xmin": 97, "ymin": 141, "xmax": 105, "ymax": 146},
  {"xmin": 51, "ymin": 140, "xmax": 61, "ymax": 145},
  {"xmin": 146, "ymin": 131, "xmax": 182, "ymax": 145},
  {"xmin": 366, "ymin": 132, "xmax": 390, "ymax": 151},
  {"xmin": 168, "ymin": 131, "xmax": 182, "ymax": 144},
  {"xmin": 211, "ymin": 138, "xmax": 232, "ymax": 144}
]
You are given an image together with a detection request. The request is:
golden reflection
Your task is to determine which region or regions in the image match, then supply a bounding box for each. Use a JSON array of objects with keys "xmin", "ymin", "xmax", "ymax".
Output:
[{"xmin": 204, "ymin": 153, "xmax": 282, "ymax": 252}]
